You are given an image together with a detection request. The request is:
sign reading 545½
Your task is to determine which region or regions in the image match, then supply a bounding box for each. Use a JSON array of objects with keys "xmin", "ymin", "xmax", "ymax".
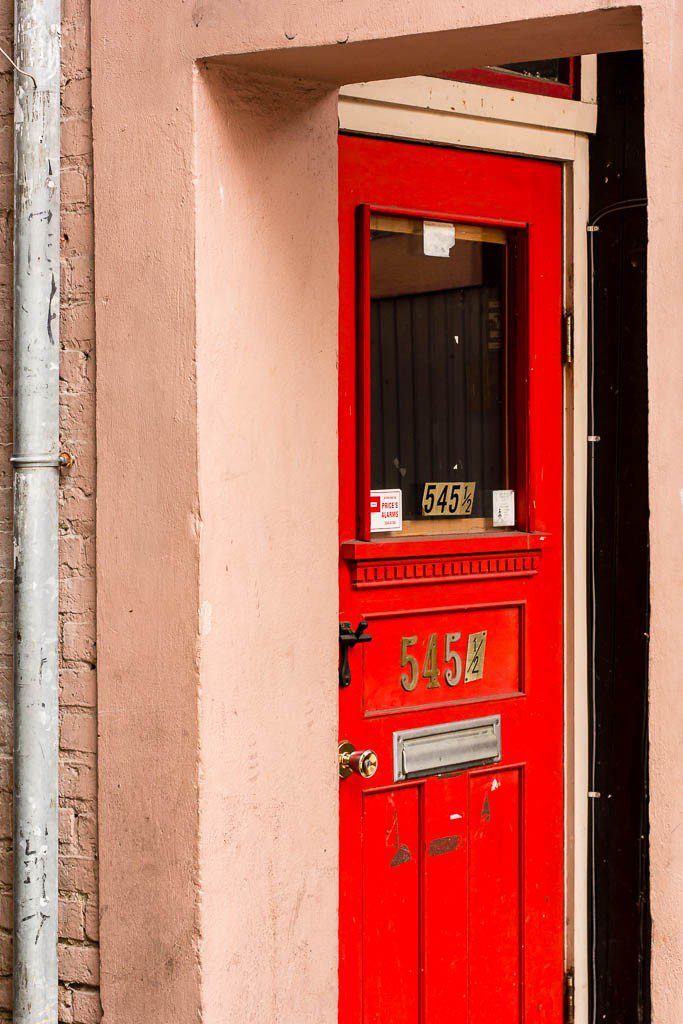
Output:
[{"xmin": 400, "ymin": 630, "xmax": 487, "ymax": 692}]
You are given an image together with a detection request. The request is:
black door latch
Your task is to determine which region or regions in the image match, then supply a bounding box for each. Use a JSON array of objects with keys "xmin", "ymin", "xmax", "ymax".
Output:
[{"xmin": 339, "ymin": 620, "xmax": 373, "ymax": 688}]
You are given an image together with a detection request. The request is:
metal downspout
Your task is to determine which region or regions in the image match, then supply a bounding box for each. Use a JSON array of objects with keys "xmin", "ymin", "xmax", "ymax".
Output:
[{"xmin": 12, "ymin": 1, "xmax": 61, "ymax": 1021}]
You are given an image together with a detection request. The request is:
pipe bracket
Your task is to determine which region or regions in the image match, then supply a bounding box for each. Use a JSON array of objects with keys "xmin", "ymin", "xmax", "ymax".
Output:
[{"xmin": 11, "ymin": 452, "xmax": 75, "ymax": 469}]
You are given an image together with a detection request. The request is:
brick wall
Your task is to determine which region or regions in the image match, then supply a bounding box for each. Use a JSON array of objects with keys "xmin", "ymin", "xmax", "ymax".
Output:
[{"xmin": 0, "ymin": 0, "xmax": 99, "ymax": 1020}]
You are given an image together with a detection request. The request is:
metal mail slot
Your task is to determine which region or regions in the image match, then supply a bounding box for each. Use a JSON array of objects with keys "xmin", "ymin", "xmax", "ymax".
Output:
[{"xmin": 393, "ymin": 715, "xmax": 501, "ymax": 782}]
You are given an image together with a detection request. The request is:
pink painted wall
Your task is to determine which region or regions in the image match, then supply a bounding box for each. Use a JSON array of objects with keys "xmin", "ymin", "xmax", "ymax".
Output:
[
  {"xmin": 194, "ymin": 67, "xmax": 339, "ymax": 1021},
  {"xmin": 90, "ymin": 1, "xmax": 683, "ymax": 1022},
  {"xmin": 92, "ymin": 17, "xmax": 201, "ymax": 1024},
  {"xmin": 641, "ymin": 4, "xmax": 683, "ymax": 1016}
]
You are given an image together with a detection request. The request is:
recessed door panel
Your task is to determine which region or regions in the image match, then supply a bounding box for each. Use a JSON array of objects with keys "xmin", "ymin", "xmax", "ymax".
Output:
[
  {"xmin": 362, "ymin": 603, "xmax": 524, "ymax": 715},
  {"xmin": 362, "ymin": 787, "xmax": 420, "ymax": 1023},
  {"xmin": 469, "ymin": 768, "xmax": 523, "ymax": 1024},
  {"xmin": 339, "ymin": 135, "xmax": 564, "ymax": 1024},
  {"xmin": 423, "ymin": 774, "xmax": 469, "ymax": 1022}
]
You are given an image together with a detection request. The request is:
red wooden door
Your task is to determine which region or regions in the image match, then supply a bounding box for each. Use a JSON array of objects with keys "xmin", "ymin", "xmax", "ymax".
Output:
[{"xmin": 338, "ymin": 135, "xmax": 564, "ymax": 1024}]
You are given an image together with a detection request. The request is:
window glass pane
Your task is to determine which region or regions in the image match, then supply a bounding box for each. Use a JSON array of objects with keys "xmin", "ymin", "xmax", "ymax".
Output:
[
  {"xmin": 370, "ymin": 214, "xmax": 511, "ymax": 535},
  {"xmin": 496, "ymin": 59, "xmax": 565, "ymax": 83}
]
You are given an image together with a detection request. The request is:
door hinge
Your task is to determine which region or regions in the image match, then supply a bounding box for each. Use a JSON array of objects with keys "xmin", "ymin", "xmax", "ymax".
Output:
[
  {"xmin": 564, "ymin": 968, "xmax": 575, "ymax": 1024},
  {"xmin": 563, "ymin": 310, "xmax": 574, "ymax": 366}
]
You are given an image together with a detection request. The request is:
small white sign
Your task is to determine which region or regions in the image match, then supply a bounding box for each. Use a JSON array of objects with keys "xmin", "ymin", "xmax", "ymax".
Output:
[
  {"xmin": 492, "ymin": 489, "xmax": 515, "ymax": 528},
  {"xmin": 423, "ymin": 220, "xmax": 456, "ymax": 258},
  {"xmin": 370, "ymin": 489, "xmax": 402, "ymax": 533}
]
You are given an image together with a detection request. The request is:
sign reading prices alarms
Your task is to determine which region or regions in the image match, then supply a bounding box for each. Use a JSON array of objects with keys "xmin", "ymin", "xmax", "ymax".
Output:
[{"xmin": 370, "ymin": 489, "xmax": 403, "ymax": 532}]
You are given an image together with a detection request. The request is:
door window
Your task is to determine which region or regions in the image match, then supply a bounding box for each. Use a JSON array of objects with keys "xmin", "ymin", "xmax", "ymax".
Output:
[{"xmin": 369, "ymin": 213, "xmax": 513, "ymax": 536}]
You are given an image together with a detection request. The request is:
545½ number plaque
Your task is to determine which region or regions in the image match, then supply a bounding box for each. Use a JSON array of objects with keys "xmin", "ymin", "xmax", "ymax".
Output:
[
  {"xmin": 400, "ymin": 630, "xmax": 487, "ymax": 692},
  {"xmin": 422, "ymin": 481, "xmax": 476, "ymax": 517}
]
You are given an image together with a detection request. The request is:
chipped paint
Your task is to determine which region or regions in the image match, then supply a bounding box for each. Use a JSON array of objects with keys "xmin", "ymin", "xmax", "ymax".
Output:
[
  {"xmin": 199, "ymin": 600, "xmax": 212, "ymax": 637},
  {"xmin": 387, "ymin": 804, "xmax": 412, "ymax": 866},
  {"xmin": 428, "ymin": 835, "xmax": 461, "ymax": 857}
]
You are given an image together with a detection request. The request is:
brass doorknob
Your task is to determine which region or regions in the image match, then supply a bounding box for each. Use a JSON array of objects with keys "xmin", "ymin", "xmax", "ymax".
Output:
[{"xmin": 338, "ymin": 741, "xmax": 379, "ymax": 780}]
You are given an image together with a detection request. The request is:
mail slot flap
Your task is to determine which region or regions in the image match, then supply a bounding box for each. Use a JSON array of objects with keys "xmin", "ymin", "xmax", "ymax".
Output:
[{"xmin": 393, "ymin": 715, "xmax": 501, "ymax": 781}]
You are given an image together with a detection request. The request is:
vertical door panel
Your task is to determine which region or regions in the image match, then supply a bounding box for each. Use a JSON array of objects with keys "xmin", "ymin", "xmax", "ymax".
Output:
[
  {"xmin": 423, "ymin": 774, "xmax": 469, "ymax": 1022},
  {"xmin": 363, "ymin": 788, "xmax": 420, "ymax": 1023},
  {"xmin": 469, "ymin": 769, "xmax": 523, "ymax": 1024}
]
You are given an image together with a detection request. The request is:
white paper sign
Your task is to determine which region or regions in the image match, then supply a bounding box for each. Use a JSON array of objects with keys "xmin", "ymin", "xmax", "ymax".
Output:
[
  {"xmin": 492, "ymin": 489, "xmax": 515, "ymax": 528},
  {"xmin": 423, "ymin": 220, "xmax": 456, "ymax": 258},
  {"xmin": 370, "ymin": 489, "xmax": 402, "ymax": 532}
]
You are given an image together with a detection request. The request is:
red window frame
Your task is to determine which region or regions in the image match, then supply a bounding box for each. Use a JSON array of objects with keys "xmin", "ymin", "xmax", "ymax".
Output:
[{"xmin": 441, "ymin": 57, "xmax": 580, "ymax": 100}]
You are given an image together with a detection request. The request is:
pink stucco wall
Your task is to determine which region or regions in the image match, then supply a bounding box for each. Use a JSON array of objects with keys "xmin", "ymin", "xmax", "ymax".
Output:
[
  {"xmin": 90, "ymin": 2, "xmax": 683, "ymax": 1022},
  {"xmin": 194, "ymin": 68, "xmax": 340, "ymax": 1021},
  {"xmin": 641, "ymin": 5, "xmax": 683, "ymax": 1015}
]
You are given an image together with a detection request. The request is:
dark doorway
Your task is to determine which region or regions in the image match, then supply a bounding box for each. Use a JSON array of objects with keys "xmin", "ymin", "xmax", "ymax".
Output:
[{"xmin": 588, "ymin": 49, "xmax": 650, "ymax": 1024}]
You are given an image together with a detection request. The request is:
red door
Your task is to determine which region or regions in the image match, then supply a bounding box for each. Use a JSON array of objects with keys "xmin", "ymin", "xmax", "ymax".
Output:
[{"xmin": 338, "ymin": 135, "xmax": 564, "ymax": 1023}]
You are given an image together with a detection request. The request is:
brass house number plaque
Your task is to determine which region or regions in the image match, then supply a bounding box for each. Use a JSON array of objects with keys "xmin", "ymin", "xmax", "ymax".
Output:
[
  {"xmin": 400, "ymin": 629, "xmax": 488, "ymax": 693},
  {"xmin": 465, "ymin": 630, "xmax": 487, "ymax": 683}
]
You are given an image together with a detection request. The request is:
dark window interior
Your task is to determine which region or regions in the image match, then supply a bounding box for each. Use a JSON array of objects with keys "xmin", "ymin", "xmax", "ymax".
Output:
[
  {"xmin": 369, "ymin": 218, "xmax": 509, "ymax": 531},
  {"xmin": 496, "ymin": 59, "xmax": 569, "ymax": 83}
]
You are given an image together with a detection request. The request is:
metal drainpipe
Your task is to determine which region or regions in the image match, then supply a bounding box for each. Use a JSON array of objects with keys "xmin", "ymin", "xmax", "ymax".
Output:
[{"xmin": 12, "ymin": 0, "xmax": 61, "ymax": 1021}]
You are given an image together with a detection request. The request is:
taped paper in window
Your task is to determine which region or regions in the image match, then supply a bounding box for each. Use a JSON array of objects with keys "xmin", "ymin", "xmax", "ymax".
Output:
[
  {"xmin": 492, "ymin": 489, "xmax": 515, "ymax": 527},
  {"xmin": 423, "ymin": 220, "xmax": 456, "ymax": 258},
  {"xmin": 370, "ymin": 489, "xmax": 402, "ymax": 532}
]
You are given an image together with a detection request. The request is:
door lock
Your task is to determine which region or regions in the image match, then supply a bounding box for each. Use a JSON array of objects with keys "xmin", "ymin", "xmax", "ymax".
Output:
[
  {"xmin": 338, "ymin": 741, "xmax": 379, "ymax": 780},
  {"xmin": 339, "ymin": 620, "xmax": 373, "ymax": 688}
]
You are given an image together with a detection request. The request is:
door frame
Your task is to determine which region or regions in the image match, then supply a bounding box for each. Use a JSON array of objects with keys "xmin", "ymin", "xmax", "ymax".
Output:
[{"xmin": 338, "ymin": 72, "xmax": 594, "ymax": 1024}]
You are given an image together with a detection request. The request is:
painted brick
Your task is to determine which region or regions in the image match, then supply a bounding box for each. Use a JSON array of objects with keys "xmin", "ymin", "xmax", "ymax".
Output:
[
  {"xmin": 62, "ymin": 167, "xmax": 88, "ymax": 207},
  {"xmin": 0, "ymin": 975, "xmax": 10, "ymax": 1012},
  {"xmin": 60, "ymin": 350, "xmax": 94, "ymax": 393},
  {"xmin": 64, "ymin": 255, "xmax": 94, "ymax": 297},
  {"xmin": 60, "ymin": 669, "xmax": 97, "ymax": 708},
  {"xmin": 59, "ymin": 983, "xmax": 74, "ymax": 1023},
  {"xmin": 59, "ymin": 500, "xmax": 95, "ymax": 542},
  {"xmin": 62, "ymin": 446, "xmax": 95, "ymax": 493},
  {"xmin": 84, "ymin": 896, "xmax": 98, "ymax": 943},
  {"xmin": 59, "ymin": 896, "xmax": 85, "ymax": 941},
  {"xmin": 0, "ymin": 707, "xmax": 9, "ymax": 750},
  {"xmin": 60, "ymin": 577, "xmax": 96, "ymax": 618},
  {"xmin": 62, "ymin": 620, "xmax": 96, "ymax": 665},
  {"xmin": 62, "ymin": 210, "xmax": 93, "ymax": 257},
  {"xmin": 0, "ymin": 891, "xmax": 10, "ymax": 930},
  {"xmin": 83, "ymin": 536, "xmax": 95, "ymax": 571},
  {"xmin": 60, "ymin": 534, "xmax": 86, "ymax": 571},
  {"xmin": 59, "ymin": 805, "xmax": 77, "ymax": 849},
  {"xmin": 58, "ymin": 943, "xmax": 99, "ymax": 986},
  {"xmin": 62, "ymin": 77, "xmax": 91, "ymax": 116},
  {"xmin": 61, "ymin": 302, "xmax": 95, "ymax": 346},
  {"xmin": 0, "ymin": 794, "xmax": 10, "ymax": 841},
  {"xmin": 61, "ymin": 118, "xmax": 92, "ymax": 160},
  {"xmin": 62, "ymin": 25, "xmax": 90, "ymax": 81},
  {"xmin": 0, "ymin": 850, "xmax": 11, "ymax": 887},
  {"xmin": 0, "ymin": 933, "xmax": 10, "ymax": 976},
  {"xmin": 59, "ymin": 857, "xmax": 97, "ymax": 898},
  {"xmin": 76, "ymin": 811, "xmax": 97, "ymax": 858},
  {"xmin": 72, "ymin": 989, "xmax": 101, "ymax": 1024},
  {"xmin": 0, "ymin": 756, "xmax": 12, "ymax": 793},
  {"xmin": 59, "ymin": 758, "xmax": 97, "ymax": 803}
]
